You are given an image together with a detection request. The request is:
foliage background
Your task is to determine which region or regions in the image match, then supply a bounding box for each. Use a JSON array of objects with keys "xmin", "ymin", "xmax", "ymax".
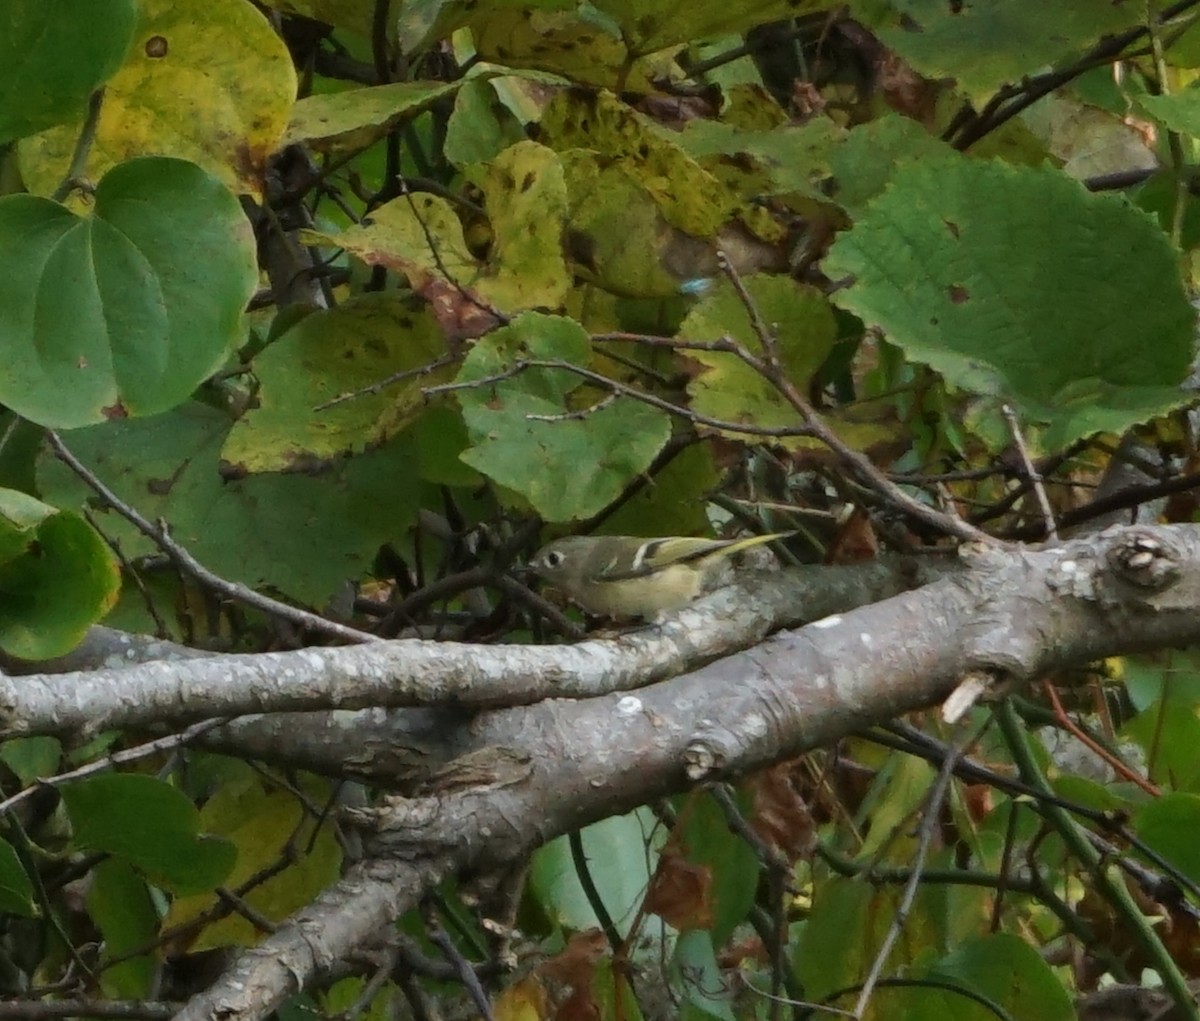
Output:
[{"xmin": 3, "ymin": 1, "xmax": 1200, "ymax": 1019}]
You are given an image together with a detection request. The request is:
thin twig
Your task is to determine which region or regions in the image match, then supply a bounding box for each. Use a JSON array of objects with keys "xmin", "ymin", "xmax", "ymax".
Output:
[
  {"xmin": 876, "ymin": 722, "xmax": 1200, "ymax": 905},
  {"xmin": 427, "ymin": 924, "xmax": 496, "ymax": 1021},
  {"xmin": 0, "ymin": 415, "xmax": 22, "ymax": 460},
  {"xmin": 710, "ymin": 290, "xmax": 994, "ymax": 543},
  {"xmin": 46, "ymin": 432, "xmax": 377, "ymax": 645},
  {"xmin": 0, "ymin": 718, "xmax": 228, "ymax": 819},
  {"xmin": 397, "ymin": 177, "xmax": 508, "ymax": 327},
  {"xmin": 338, "ymin": 944, "xmax": 401, "ymax": 1021},
  {"xmin": 314, "ymin": 353, "xmax": 460, "ymax": 411},
  {"xmin": 997, "ymin": 701, "xmax": 1200, "ymax": 1021},
  {"xmin": 1041, "ymin": 680, "xmax": 1159, "ymax": 796},
  {"xmin": 569, "ymin": 829, "xmax": 625, "ymax": 955},
  {"xmin": 524, "ymin": 392, "xmax": 621, "ymax": 422},
  {"xmin": 214, "ymin": 887, "xmax": 278, "ymax": 935},
  {"xmin": 493, "ymin": 574, "xmax": 585, "ymax": 639},
  {"xmin": 82, "ymin": 506, "xmax": 171, "ymax": 638},
  {"xmin": 1000, "ymin": 404, "xmax": 1057, "ymax": 541},
  {"xmin": 425, "ymin": 360, "xmax": 818, "ymax": 439},
  {"xmin": 853, "ymin": 722, "xmax": 981, "ymax": 1019},
  {"xmin": 592, "ymin": 330, "xmax": 747, "ymax": 354},
  {"xmin": 948, "ymin": 0, "xmax": 1200, "ymax": 148},
  {"xmin": 5, "ymin": 814, "xmax": 96, "ymax": 981},
  {"xmin": 717, "ymin": 251, "xmax": 780, "ymax": 366},
  {"xmin": 377, "ymin": 518, "xmax": 542, "ymax": 635},
  {"xmin": 709, "ymin": 785, "xmax": 793, "ymax": 1018},
  {"xmin": 100, "ymin": 835, "xmax": 302, "ymax": 973},
  {"xmin": 0, "ymin": 999, "xmax": 179, "ymax": 1019}
]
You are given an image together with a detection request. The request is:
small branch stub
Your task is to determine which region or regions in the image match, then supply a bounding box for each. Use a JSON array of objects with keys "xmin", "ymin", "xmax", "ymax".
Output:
[
  {"xmin": 683, "ymin": 736, "xmax": 724, "ymax": 781},
  {"xmin": 1107, "ymin": 530, "xmax": 1181, "ymax": 592}
]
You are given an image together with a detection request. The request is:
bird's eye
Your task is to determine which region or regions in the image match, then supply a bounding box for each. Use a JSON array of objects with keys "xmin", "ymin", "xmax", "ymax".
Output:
[{"xmin": 543, "ymin": 550, "xmax": 565, "ymax": 569}]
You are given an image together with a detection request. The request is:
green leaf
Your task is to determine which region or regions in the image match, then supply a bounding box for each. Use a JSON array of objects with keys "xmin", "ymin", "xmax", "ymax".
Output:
[
  {"xmin": 529, "ymin": 808, "xmax": 661, "ymax": 936},
  {"xmin": 1125, "ymin": 699, "xmax": 1200, "ymax": 791},
  {"xmin": 849, "ymin": 0, "xmax": 1140, "ymax": 103},
  {"xmin": 257, "ymin": 0, "xmax": 376, "ymax": 36},
  {"xmin": 929, "ymin": 932, "xmax": 1076, "ymax": 1021},
  {"xmin": 455, "ymin": 312, "xmax": 671, "ymax": 521},
  {"xmin": 670, "ymin": 791, "xmax": 759, "ymax": 948},
  {"xmin": 829, "ymin": 115, "xmax": 958, "ymax": 215},
  {"xmin": 222, "ymin": 293, "xmax": 453, "ymax": 473},
  {"xmin": 0, "ymin": 837, "xmax": 36, "ymax": 916},
  {"xmin": 1136, "ymin": 81, "xmax": 1200, "ymax": 139},
  {"xmin": 0, "ymin": 157, "xmax": 257, "ymax": 428},
  {"xmin": 0, "ymin": 737, "xmax": 62, "ymax": 787},
  {"xmin": 61, "ymin": 773, "xmax": 236, "ymax": 894},
  {"xmin": 673, "ymin": 931, "xmax": 734, "ymax": 1021},
  {"xmin": 88, "ymin": 859, "xmax": 158, "ymax": 998},
  {"xmin": 680, "ymin": 115, "xmax": 846, "ymax": 204},
  {"xmin": 797, "ymin": 875, "xmax": 949, "ymax": 1004},
  {"xmin": 0, "ymin": 490, "xmax": 120, "ymax": 660},
  {"xmin": 1050, "ymin": 775, "xmax": 1132, "ymax": 816},
  {"xmin": 0, "ymin": 0, "xmax": 137, "ymax": 144},
  {"xmin": 598, "ymin": 443, "xmax": 717, "ymax": 538},
  {"xmin": 321, "ymin": 977, "xmax": 395, "ymax": 1021},
  {"xmin": 38, "ymin": 404, "xmax": 425, "ymax": 605},
  {"xmin": 856, "ymin": 752, "xmax": 935, "ymax": 859},
  {"xmin": 795, "ymin": 878, "xmax": 886, "ymax": 1001},
  {"xmin": 1122, "ymin": 652, "xmax": 1200, "ymax": 713},
  {"xmin": 1134, "ymin": 793, "xmax": 1200, "ymax": 884},
  {"xmin": 444, "ymin": 77, "xmax": 527, "ymax": 169},
  {"xmin": 824, "ymin": 160, "xmax": 1195, "ymax": 450},
  {"xmin": 415, "ymin": 404, "xmax": 483, "ymax": 487}
]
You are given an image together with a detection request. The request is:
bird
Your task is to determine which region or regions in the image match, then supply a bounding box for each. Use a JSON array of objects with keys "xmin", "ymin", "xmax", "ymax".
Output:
[{"xmin": 529, "ymin": 532, "xmax": 792, "ymax": 619}]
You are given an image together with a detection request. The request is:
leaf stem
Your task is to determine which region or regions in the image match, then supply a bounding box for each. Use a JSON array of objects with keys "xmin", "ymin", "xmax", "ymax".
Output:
[{"xmin": 52, "ymin": 87, "xmax": 106, "ymax": 204}]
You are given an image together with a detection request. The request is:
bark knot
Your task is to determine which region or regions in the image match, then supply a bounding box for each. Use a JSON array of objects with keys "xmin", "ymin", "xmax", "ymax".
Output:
[{"xmin": 1107, "ymin": 530, "xmax": 1181, "ymax": 593}]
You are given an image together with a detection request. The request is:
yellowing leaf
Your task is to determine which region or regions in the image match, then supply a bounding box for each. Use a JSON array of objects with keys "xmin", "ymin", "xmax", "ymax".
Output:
[
  {"xmin": 18, "ymin": 0, "xmax": 296, "ymax": 200},
  {"xmin": 285, "ymin": 80, "xmax": 463, "ymax": 154},
  {"xmin": 492, "ymin": 976, "xmax": 549, "ymax": 1021},
  {"xmin": 464, "ymin": 141, "xmax": 571, "ymax": 312},
  {"xmin": 559, "ymin": 150, "xmax": 705, "ymax": 298},
  {"xmin": 163, "ymin": 779, "xmax": 342, "ymax": 950},
  {"xmin": 540, "ymin": 90, "xmax": 732, "ymax": 237},
  {"xmin": 471, "ymin": 6, "xmax": 643, "ymax": 90},
  {"xmin": 306, "ymin": 148, "xmax": 571, "ymax": 319},
  {"xmin": 222, "ymin": 294, "xmax": 454, "ymax": 473},
  {"xmin": 681, "ymin": 277, "xmax": 837, "ymax": 450}
]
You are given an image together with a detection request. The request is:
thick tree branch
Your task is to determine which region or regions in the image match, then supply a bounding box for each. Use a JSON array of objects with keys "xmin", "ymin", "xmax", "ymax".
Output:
[
  {"xmin": 0, "ymin": 558, "xmax": 936, "ymax": 739},
  {"xmin": 175, "ymin": 524, "xmax": 1200, "ymax": 1020}
]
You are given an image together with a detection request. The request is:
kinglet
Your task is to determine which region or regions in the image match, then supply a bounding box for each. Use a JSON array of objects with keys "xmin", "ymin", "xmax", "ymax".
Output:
[{"xmin": 530, "ymin": 532, "xmax": 791, "ymax": 619}]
